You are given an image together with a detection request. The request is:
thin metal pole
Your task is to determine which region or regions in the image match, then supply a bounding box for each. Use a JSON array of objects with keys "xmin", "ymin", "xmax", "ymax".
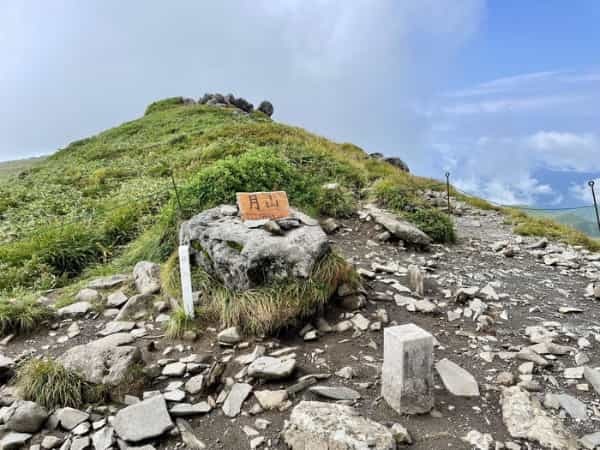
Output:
[
  {"xmin": 170, "ymin": 171, "xmax": 183, "ymax": 213},
  {"xmin": 445, "ymin": 172, "xmax": 451, "ymax": 214},
  {"xmin": 589, "ymin": 180, "xmax": 600, "ymax": 233}
]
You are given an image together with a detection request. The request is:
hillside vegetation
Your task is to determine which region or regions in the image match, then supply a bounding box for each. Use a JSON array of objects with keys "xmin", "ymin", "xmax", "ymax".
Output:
[
  {"xmin": 0, "ymin": 97, "xmax": 598, "ymax": 302},
  {"xmin": 0, "ymin": 98, "xmax": 446, "ymax": 299}
]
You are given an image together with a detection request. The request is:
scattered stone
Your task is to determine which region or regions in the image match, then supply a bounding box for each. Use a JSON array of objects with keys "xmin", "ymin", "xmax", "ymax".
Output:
[
  {"xmin": 217, "ymin": 327, "xmax": 241, "ymax": 345},
  {"xmin": 308, "ymin": 385, "xmax": 360, "ymax": 401},
  {"xmin": 99, "ymin": 321, "xmax": 135, "ymax": 336},
  {"xmin": 59, "ymin": 333, "xmax": 141, "ymax": 385},
  {"xmin": 113, "ymin": 395, "xmax": 173, "ymax": 443},
  {"xmin": 350, "ymin": 313, "xmax": 370, "ymax": 331},
  {"xmin": 382, "ymin": 324, "xmax": 434, "ymax": 414},
  {"xmin": 0, "ymin": 432, "xmax": 32, "ymax": 449},
  {"xmin": 88, "ymin": 274, "xmax": 129, "ymax": 290},
  {"xmin": 169, "ymin": 402, "xmax": 212, "ymax": 417},
  {"xmin": 462, "ymin": 430, "xmax": 494, "ymax": 450},
  {"xmin": 501, "ymin": 386, "xmax": 575, "ymax": 450},
  {"xmin": 222, "ymin": 383, "xmax": 253, "ymax": 418},
  {"xmin": 579, "ymin": 432, "xmax": 600, "ymax": 450},
  {"xmin": 390, "ymin": 423, "xmax": 412, "ymax": 445},
  {"xmin": 176, "ymin": 419, "xmax": 207, "ymax": 449},
  {"xmin": 408, "ymin": 265, "xmax": 424, "ymax": 296},
  {"xmin": 435, "ymin": 359, "xmax": 479, "ymax": 397},
  {"xmin": 133, "ymin": 261, "xmax": 161, "ymax": 295},
  {"xmin": 554, "ymin": 394, "xmax": 587, "ymax": 420},
  {"xmin": 57, "ymin": 301, "xmax": 92, "ymax": 317},
  {"xmin": 75, "ymin": 288, "xmax": 100, "ymax": 303},
  {"xmin": 162, "ymin": 362, "xmax": 186, "ymax": 377},
  {"xmin": 184, "ymin": 375, "xmax": 205, "ymax": 395},
  {"xmin": 254, "ymin": 390, "xmax": 288, "ymax": 410},
  {"xmin": 115, "ymin": 294, "xmax": 154, "ymax": 321},
  {"xmin": 55, "ymin": 407, "xmax": 89, "ymax": 430},
  {"xmin": 107, "ymin": 291, "xmax": 129, "ymax": 308},
  {"xmin": 4, "ymin": 400, "xmax": 48, "ymax": 433},
  {"xmin": 92, "ymin": 426, "xmax": 114, "ymax": 450},
  {"xmin": 248, "ymin": 357, "xmax": 296, "ymax": 380},
  {"xmin": 283, "ymin": 401, "xmax": 395, "ymax": 450},
  {"xmin": 365, "ymin": 205, "xmax": 432, "ymax": 247},
  {"xmin": 583, "ymin": 366, "xmax": 600, "ymax": 395}
]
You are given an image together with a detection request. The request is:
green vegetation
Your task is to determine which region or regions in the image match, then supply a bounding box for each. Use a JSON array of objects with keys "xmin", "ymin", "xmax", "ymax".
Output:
[
  {"xmin": 0, "ymin": 299, "xmax": 53, "ymax": 336},
  {"xmin": 15, "ymin": 358, "xmax": 103, "ymax": 409},
  {"xmin": 407, "ymin": 209, "xmax": 456, "ymax": 244},
  {"xmin": 506, "ymin": 209, "xmax": 600, "ymax": 251},
  {"xmin": 164, "ymin": 307, "xmax": 199, "ymax": 339},
  {"xmin": 1, "ymin": 96, "xmax": 597, "ymax": 320},
  {"xmin": 163, "ymin": 250, "xmax": 357, "ymax": 335}
]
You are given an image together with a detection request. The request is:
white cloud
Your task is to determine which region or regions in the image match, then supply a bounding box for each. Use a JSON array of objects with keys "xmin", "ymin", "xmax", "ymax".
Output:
[
  {"xmin": 446, "ymin": 70, "xmax": 564, "ymax": 98},
  {"xmin": 527, "ymin": 131, "xmax": 600, "ymax": 172},
  {"xmin": 442, "ymin": 95, "xmax": 584, "ymax": 115},
  {"xmin": 569, "ymin": 178, "xmax": 600, "ymax": 203}
]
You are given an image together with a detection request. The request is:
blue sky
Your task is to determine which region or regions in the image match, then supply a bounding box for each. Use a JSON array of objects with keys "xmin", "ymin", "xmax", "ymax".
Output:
[{"xmin": 1, "ymin": 1, "xmax": 599, "ymax": 207}]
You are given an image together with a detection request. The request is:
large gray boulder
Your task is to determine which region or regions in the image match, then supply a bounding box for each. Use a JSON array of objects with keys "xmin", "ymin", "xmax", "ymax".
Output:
[
  {"xmin": 179, "ymin": 205, "xmax": 329, "ymax": 291},
  {"xmin": 283, "ymin": 401, "xmax": 395, "ymax": 450},
  {"xmin": 365, "ymin": 205, "xmax": 431, "ymax": 247},
  {"xmin": 58, "ymin": 333, "xmax": 141, "ymax": 386},
  {"xmin": 383, "ymin": 157, "xmax": 410, "ymax": 173},
  {"xmin": 3, "ymin": 400, "xmax": 48, "ymax": 433},
  {"xmin": 113, "ymin": 396, "xmax": 173, "ymax": 443},
  {"xmin": 257, "ymin": 100, "xmax": 274, "ymax": 117}
]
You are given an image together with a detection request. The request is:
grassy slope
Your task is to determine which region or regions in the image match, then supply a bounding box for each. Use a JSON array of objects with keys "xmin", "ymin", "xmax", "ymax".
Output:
[
  {"xmin": 0, "ymin": 97, "xmax": 598, "ymax": 302},
  {"xmin": 0, "ymin": 156, "xmax": 46, "ymax": 181}
]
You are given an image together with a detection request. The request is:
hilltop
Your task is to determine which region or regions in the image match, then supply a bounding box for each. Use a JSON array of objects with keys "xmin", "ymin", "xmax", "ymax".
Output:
[{"xmin": 0, "ymin": 96, "xmax": 599, "ymax": 449}]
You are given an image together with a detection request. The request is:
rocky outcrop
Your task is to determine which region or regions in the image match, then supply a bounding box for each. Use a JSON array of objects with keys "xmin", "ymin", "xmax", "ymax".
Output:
[
  {"xmin": 369, "ymin": 153, "xmax": 410, "ymax": 172},
  {"xmin": 257, "ymin": 100, "xmax": 274, "ymax": 117},
  {"xmin": 283, "ymin": 401, "xmax": 395, "ymax": 450},
  {"xmin": 501, "ymin": 387, "xmax": 576, "ymax": 450},
  {"xmin": 3, "ymin": 400, "xmax": 48, "ymax": 433},
  {"xmin": 58, "ymin": 333, "xmax": 141, "ymax": 386},
  {"xmin": 133, "ymin": 261, "xmax": 161, "ymax": 295},
  {"xmin": 179, "ymin": 205, "xmax": 329, "ymax": 291},
  {"xmin": 364, "ymin": 205, "xmax": 432, "ymax": 247}
]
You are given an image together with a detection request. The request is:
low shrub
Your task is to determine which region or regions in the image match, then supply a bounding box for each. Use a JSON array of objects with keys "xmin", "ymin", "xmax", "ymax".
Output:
[
  {"xmin": 315, "ymin": 185, "xmax": 355, "ymax": 218},
  {"xmin": 190, "ymin": 251, "xmax": 358, "ymax": 335},
  {"xmin": 164, "ymin": 307, "xmax": 198, "ymax": 340},
  {"xmin": 373, "ymin": 177, "xmax": 423, "ymax": 211},
  {"xmin": 0, "ymin": 299, "xmax": 53, "ymax": 336},
  {"xmin": 15, "ymin": 358, "xmax": 102, "ymax": 409},
  {"xmin": 407, "ymin": 208, "xmax": 456, "ymax": 244}
]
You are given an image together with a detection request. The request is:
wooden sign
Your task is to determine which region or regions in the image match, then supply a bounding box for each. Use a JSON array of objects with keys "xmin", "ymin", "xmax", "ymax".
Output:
[{"xmin": 237, "ymin": 191, "xmax": 290, "ymax": 221}]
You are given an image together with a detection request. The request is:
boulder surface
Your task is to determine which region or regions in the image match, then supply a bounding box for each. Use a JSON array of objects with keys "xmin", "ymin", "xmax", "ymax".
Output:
[{"xmin": 179, "ymin": 205, "xmax": 329, "ymax": 291}]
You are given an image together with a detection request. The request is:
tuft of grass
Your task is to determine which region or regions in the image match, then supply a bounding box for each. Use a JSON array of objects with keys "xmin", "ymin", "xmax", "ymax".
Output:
[
  {"xmin": 144, "ymin": 97, "xmax": 186, "ymax": 115},
  {"xmin": 0, "ymin": 299, "xmax": 53, "ymax": 336},
  {"xmin": 15, "ymin": 358, "xmax": 103, "ymax": 409},
  {"xmin": 406, "ymin": 208, "xmax": 456, "ymax": 244},
  {"xmin": 164, "ymin": 307, "xmax": 198, "ymax": 340},
  {"xmin": 507, "ymin": 209, "xmax": 600, "ymax": 251},
  {"xmin": 372, "ymin": 177, "xmax": 424, "ymax": 212},
  {"xmin": 315, "ymin": 184, "xmax": 355, "ymax": 218},
  {"xmin": 185, "ymin": 251, "xmax": 358, "ymax": 335}
]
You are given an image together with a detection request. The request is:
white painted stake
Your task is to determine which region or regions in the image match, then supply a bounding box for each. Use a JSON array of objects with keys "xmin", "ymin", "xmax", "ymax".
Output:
[{"xmin": 178, "ymin": 244, "xmax": 195, "ymax": 318}]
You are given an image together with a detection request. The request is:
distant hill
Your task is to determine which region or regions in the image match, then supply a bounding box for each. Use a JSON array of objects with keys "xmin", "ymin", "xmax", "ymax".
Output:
[
  {"xmin": 528, "ymin": 208, "xmax": 600, "ymax": 238},
  {"xmin": 0, "ymin": 156, "xmax": 46, "ymax": 181}
]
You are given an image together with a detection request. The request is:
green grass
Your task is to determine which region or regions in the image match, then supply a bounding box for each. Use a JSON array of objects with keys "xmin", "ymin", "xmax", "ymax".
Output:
[
  {"xmin": 163, "ymin": 250, "xmax": 357, "ymax": 335},
  {"xmin": 1, "ymin": 95, "xmax": 598, "ymax": 309},
  {"xmin": 15, "ymin": 358, "xmax": 103, "ymax": 409},
  {"xmin": 0, "ymin": 298, "xmax": 53, "ymax": 336},
  {"xmin": 407, "ymin": 209, "xmax": 456, "ymax": 244},
  {"xmin": 164, "ymin": 307, "xmax": 199, "ymax": 339},
  {"xmin": 506, "ymin": 209, "xmax": 600, "ymax": 251}
]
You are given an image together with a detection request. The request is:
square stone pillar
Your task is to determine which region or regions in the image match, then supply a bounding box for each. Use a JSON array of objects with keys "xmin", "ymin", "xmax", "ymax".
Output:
[{"xmin": 382, "ymin": 323, "xmax": 434, "ymax": 415}]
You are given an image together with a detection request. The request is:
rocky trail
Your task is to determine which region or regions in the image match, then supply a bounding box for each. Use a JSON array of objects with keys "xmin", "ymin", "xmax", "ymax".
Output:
[{"xmin": 1, "ymin": 199, "xmax": 599, "ymax": 450}]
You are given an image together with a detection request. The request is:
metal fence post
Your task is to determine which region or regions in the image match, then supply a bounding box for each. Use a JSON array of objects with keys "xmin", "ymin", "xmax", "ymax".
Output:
[
  {"xmin": 589, "ymin": 180, "xmax": 600, "ymax": 233},
  {"xmin": 445, "ymin": 172, "xmax": 451, "ymax": 214}
]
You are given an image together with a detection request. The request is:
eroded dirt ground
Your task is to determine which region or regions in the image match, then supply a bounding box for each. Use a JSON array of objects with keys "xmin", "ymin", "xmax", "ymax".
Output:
[{"xmin": 3, "ymin": 203, "xmax": 600, "ymax": 450}]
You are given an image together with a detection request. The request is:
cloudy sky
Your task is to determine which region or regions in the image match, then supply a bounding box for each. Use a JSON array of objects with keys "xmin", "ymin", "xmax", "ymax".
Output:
[{"xmin": 1, "ymin": 1, "xmax": 599, "ymax": 207}]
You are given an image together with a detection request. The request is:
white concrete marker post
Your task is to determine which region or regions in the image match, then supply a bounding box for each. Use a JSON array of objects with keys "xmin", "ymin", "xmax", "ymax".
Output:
[
  {"xmin": 178, "ymin": 245, "xmax": 195, "ymax": 319},
  {"xmin": 382, "ymin": 323, "xmax": 434, "ymax": 415}
]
